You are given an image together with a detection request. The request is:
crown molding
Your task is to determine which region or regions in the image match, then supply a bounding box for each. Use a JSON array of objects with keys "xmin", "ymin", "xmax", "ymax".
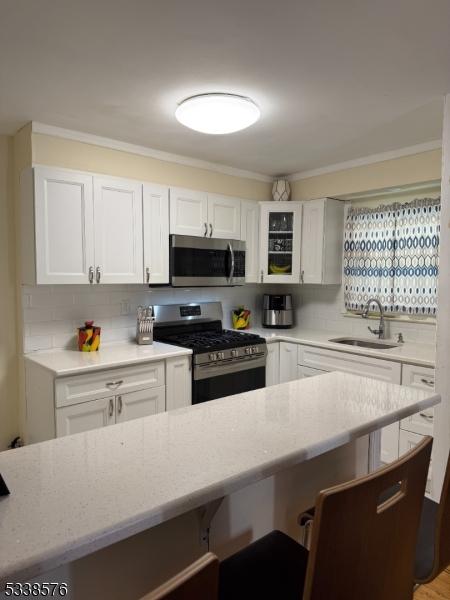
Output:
[
  {"xmin": 288, "ymin": 140, "xmax": 442, "ymax": 182},
  {"xmin": 31, "ymin": 122, "xmax": 273, "ymax": 183}
]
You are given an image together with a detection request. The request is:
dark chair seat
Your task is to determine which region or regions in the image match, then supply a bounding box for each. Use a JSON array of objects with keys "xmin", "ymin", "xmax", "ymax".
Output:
[
  {"xmin": 218, "ymin": 530, "xmax": 309, "ymax": 600},
  {"xmin": 414, "ymin": 497, "xmax": 439, "ymax": 581}
]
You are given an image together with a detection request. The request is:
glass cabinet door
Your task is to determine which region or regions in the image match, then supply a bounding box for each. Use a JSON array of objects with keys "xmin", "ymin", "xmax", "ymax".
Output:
[{"xmin": 259, "ymin": 202, "xmax": 302, "ymax": 283}]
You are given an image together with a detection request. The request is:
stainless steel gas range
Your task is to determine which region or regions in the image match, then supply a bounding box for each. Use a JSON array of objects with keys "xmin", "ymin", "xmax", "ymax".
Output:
[{"xmin": 153, "ymin": 302, "xmax": 267, "ymax": 404}]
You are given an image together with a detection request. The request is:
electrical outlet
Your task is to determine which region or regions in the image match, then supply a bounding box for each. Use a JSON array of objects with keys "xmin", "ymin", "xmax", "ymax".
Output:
[{"xmin": 120, "ymin": 301, "xmax": 130, "ymax": 315}]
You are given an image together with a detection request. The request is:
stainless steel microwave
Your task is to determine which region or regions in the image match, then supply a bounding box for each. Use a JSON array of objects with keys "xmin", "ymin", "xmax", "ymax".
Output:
[{"xmin": 170, "ymin": 235, "xmax": 246, "ymax": 287}]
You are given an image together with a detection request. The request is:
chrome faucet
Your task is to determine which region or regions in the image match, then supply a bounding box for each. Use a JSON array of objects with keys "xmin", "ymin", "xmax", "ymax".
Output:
[{"xmin": 362, "ymin": 298, "xmax": 385, "ymax": 339}]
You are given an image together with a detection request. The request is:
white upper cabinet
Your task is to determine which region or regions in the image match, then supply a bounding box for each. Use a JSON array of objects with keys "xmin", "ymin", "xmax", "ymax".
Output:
[
  {"xmin": 240, "ymin": 200, "xmax": 260, "ymax": 283},
  {"xmin": 93, "ymin": 177, "xmax": 143, "ymax": 284},
  {"xmin": 207, "ymin": 193, "xmax": 241, "ymax": 239},
  {"xmin": 169, "ymin": 187, "xmax": 208, "ymax": 237},
  {"xmin": 259, "ymin": 201, "xmax": 302, "ymax": 283},
  {"xmin": 32, "ymin": 166, "xmax": 95, "ymax": 284},
  {"xmin": 169, "ymin": 188, "xmax": 241, "ymax": 239},
  {"xmin": 300, "ymin": 198, "xmax": 344, "ymax": 284},
  {"xmin": 143, "ymin": 183, "xmax": 170, "ymax": 284}
]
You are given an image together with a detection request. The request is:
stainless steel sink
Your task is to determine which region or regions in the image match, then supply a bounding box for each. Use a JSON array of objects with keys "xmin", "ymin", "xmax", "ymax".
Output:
[{"xmin": 329, "ymin": 337, "xmax": 399, "ymax": 350}]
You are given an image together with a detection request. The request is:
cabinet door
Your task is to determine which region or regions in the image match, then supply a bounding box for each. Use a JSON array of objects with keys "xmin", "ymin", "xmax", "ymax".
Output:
[
  {"xmin": 56, "ymin": 396, "xmax": 114, "ymax": 437},
  {"xmin": 93, "ymin": 177, "xmax": 143, "ymax": 283},
  {"xmin": 115, "ymin": 386, "xmax": 165, "ymax": 424},
  {"xmin": 399, "ymin": 429, "xmax": 433, "ymax": 497},
  {"xmin": 170, "ymin": 187, "xmax": 208, "ymax": 237},
  {"xmin": 266, "ymin": 343, "xmax": 280, "ymax": 387},
  {"xmin": 380, "ymin": 423, "xmax": 400, "ymax": 465},
  {"xmin": 279, "ymin": 342, "xmax": 299, "ymax": 383},
  {"xmin": 166, "ymin": 356, "xmax": 192, "ymax": 410},
  {"xmin": 208, "ymin": 194, "xmax": 241, "ymax": 239},
  {"xmin": 241, "ymin": 200, "xmax": 260, "ymax": 283},
  {"xmin": 34, "ymin": 167, "xmax": 94, "ymax": 284},
  {"xmin": 301, "ymin": 199, "xmax": 324, "ymax": 284},
  {"xmin": 259, "ymin": 202, "xmax": 302, "ymax": 283},
  {"xmin": 400, "ymin": 364, "xmax": 435, "ymax": 436},
  {"xmin": 143, "ymin": 183, "xmax": 170, "ymax": 284}
]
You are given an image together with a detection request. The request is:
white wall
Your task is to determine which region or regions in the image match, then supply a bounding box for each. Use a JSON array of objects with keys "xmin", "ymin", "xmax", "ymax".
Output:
[
  {"xmin": 21, "ymin": 284, "xmax": 275, "ymax": 353},
  {"xmin": 434, "ymin": 95, "xmax": 450, "ymax": 496}
]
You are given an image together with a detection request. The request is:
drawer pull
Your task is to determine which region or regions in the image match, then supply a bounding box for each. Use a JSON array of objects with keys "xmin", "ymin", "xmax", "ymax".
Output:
[
  {"xmin": 117, "ymin": 396, "xmax": 123, "ymax": 415},
  {"xmin": 109, "ymin": 398, "xmax": 114, "ymax": 417},
  {"xmin": 106, "ymin": 380, "xmax": 123, "ymax": 390},
  {"xmin": 419, "ymin": 412, "xmax": 434, "ymax": 422},
  {"xmin": 420, "ymin": 378, "xmax": 434, "ymax": 387}
]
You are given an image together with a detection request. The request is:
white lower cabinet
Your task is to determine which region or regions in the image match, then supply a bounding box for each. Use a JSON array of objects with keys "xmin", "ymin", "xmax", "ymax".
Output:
[
  {"xmin": 56, "ymin": 396, "xmax": 115, "ymax": 437},
  {"xmin": 279, "ymin": 342, "xmax": 300, "ymax": 383},
  {"xmin": 399, "ymin": 429, "xmax": 433, "ymax": 497},
  {"xmin": 266, "ymin": 343, "xmax": 280, "ymax": 387},
  {"xmin": 165, "ymin": 355, "xmax": 192, "ymax": 410},
  {"xmin": 26, "ymin": 357, "xmax": 192, "ymax": 443},
  {"xmin": 115, "ymin": 387, "xmax": 166, "ymax": 424},
  {"xmin": 297, "ymin": 344, "xmax": 402, "ymax": 466}
]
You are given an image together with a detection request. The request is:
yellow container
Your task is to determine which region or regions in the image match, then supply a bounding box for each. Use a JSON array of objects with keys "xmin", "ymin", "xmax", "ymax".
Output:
[
  {"xmin": 77, "ymin": 321, "xmax": 101, "ymax": 352},
  {"xmin": 232, "ymin": 307, "xmax": 251, "ymax": 330}
]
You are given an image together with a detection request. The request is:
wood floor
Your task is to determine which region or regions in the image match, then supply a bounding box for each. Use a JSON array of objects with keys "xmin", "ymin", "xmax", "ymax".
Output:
[{"xmin": 415, "ymin": 568, "xmax": 450, "ymax": 599}]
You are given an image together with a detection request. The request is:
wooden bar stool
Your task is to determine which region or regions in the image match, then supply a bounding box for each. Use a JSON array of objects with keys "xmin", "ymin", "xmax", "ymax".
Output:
[
  {"xmin": 219, "ymin": 436, "xmax": 432, "ymax": 600},
  {"xmin": 414, "ymin": 451, "xmax": 450, "ymax": 584},
  {"xmin": 141, "ymin": 553, "xmax": 219, "ymax": 600},
  {"xmin": 142, "ymin": 437, "xmax": 432, "ymax": 600}
]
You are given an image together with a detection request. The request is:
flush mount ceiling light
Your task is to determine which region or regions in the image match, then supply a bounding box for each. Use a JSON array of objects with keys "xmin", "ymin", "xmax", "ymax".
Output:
[{"xmin": 175, "ymin": 93, "xmax": 260, "ymax": 134}]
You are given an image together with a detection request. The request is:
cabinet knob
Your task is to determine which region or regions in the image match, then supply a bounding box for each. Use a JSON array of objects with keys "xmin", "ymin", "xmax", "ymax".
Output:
[
  {"xmin": 300, "ymin": 270, "xmax": 304, "ymax": 284},
  {"xmin": 209, "ymin": 223, "xmax": 213, "ymax": 237},
  {"xmin": 146, "ymin": 267, "xmax": 150, "ymax": 283},
  {"xmin": 260, "ymin": 269, "xmax": 264, "ymax": 283},
  {"xmin": 96, "ymin": 266, "xmax": 101, "ymax": 284},
  {"xmin": 88, "ymin": 266, "xmax": 94, "ymax": 284},
  {"xmin": 204, "ymin": 222, "xmax": 208, "ymax": 237}
]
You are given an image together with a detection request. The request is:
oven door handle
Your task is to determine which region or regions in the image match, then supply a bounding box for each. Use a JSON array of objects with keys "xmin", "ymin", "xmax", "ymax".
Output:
[{"xmin": 227, "ymin": 242, "xmax": 235, "ymax": 284}]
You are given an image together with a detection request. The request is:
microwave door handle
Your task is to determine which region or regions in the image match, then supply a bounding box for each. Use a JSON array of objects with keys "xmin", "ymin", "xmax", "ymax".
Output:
[{"xmin": 227, "ymin": 242, "xmax": 235, "ymax": 284}]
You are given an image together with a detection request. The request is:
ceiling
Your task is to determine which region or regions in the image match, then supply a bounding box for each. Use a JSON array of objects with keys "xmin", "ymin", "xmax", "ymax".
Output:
[{"xmin": 1, "ymin": 0, "xmax": 449, "ymax": 176}]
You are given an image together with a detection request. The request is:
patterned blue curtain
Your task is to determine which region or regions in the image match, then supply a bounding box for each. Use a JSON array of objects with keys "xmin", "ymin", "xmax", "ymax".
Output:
[{"xmin": 344, "ymin": 198, "xmax": 440, "ymax": 316}]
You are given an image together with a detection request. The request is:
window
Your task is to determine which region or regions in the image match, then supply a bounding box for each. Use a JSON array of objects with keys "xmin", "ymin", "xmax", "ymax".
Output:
[{"xmin": 343, "ymin": 198, "xmax": 440, "ymax": 316}]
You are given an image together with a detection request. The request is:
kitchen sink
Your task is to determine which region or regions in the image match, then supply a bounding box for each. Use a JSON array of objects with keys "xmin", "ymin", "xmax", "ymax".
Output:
[{"xmin": 329, "ymin": 337, "xmax": 399, "ymax": 350}]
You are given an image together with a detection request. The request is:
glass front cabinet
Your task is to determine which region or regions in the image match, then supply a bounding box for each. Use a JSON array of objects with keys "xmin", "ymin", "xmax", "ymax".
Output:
[{"xmin": 259, "ymin": 201, "xmax": 303, "ymax": 283}]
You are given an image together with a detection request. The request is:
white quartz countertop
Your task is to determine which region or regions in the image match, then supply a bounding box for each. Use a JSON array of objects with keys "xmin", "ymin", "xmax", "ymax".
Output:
[
  {"xmin": 247, "ymin": 327, "xmax": 436, "ymax": 368},
  {"xmin": 0, "ymin": 372, "xmax": 439, "ymax": 586},
  {"xmin": 24, "ymin": 341, "xmax": 192, "ymax": 376}
]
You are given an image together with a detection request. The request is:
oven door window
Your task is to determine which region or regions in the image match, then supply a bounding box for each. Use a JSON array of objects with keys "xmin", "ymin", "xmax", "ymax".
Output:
[{"xmin": 193, "ymin": 366, "xmax": 265, "ymax": 404}]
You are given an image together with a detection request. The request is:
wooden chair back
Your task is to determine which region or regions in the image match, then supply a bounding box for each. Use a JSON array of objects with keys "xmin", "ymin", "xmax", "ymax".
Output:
[
  {"xmin": 141, "ymin": 553, "xmax": 219, "ymax": 600},
  {"xmin": 431, "ymin": 451, "xmax": 450, "ymax": 581},
  {"xmin": 303, "ymin": 436, "xmax": 433, "ymax": 600}
]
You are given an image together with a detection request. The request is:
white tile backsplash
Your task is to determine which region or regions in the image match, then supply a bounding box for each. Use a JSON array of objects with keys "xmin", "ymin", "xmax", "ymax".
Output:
[
  {"xmin": 21, "ymin": 283, "xmax": 275, "ymax": 353},
  {"xmin": 21, "ymin": 282, "xmax": 436, "ymax": 353}
]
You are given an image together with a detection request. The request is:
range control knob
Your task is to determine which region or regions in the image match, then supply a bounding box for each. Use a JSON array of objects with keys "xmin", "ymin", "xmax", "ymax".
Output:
[
  {"xmin": 209, "ymin": 352, "xmax": 217, "ymax": 361},
  {"xmin": 231, "ymin": 349, "xmax": 239, "ymax": 358},
  {"xmin": 217, "ymin": 351, "xmax": 225, "ymax": 360},
  {"xmin": 252, "ymin": 346, "xmax": 258, "ymax": 354},
  {"xmin": 245, "ymin": 347, "xmax": 252, "ymax": 355}
]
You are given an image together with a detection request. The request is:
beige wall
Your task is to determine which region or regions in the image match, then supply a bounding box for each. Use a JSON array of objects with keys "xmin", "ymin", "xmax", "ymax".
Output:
[
  {"xmin": 32, "ymin": 133, "xmax": 272, "ymax": 200},
  {"xmin": 291, "ymin": 149, "xmax": 442, "ymax": 201},
  {"xmin": 0, "ymin": 135, "xmax": 19, "ymax": 450}
]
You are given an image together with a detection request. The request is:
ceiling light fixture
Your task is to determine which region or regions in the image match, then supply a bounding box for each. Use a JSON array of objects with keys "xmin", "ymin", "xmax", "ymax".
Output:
[{"xmin": 175, "ymin": 93, "xmax": 260, "ymax": 134}]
